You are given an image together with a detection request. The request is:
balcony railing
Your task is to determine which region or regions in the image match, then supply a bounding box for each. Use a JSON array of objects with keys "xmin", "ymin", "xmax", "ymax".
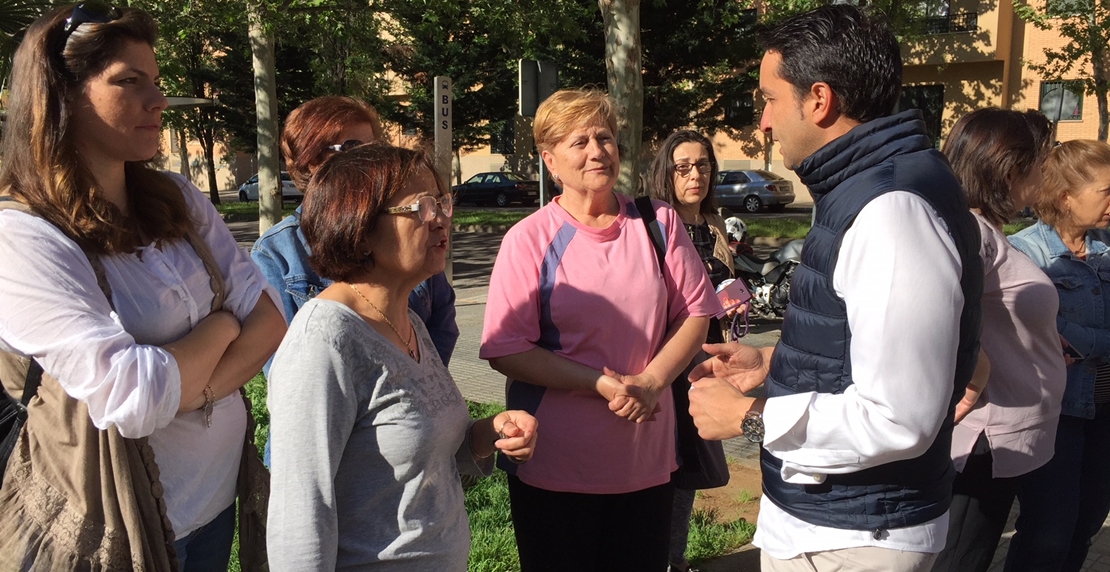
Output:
[{"xmin": 912, "ymin": 11, "xmax": 978, "ymax": 35}]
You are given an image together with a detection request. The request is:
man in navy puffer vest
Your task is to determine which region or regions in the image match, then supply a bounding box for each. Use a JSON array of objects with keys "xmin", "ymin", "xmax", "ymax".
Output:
[{"xmin": 688, "ymin": 5, "xmax": 982, "ymax": 570}]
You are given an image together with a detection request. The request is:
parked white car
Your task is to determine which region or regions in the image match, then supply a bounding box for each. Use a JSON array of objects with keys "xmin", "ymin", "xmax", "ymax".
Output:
[{"xmin": 238, "ymin": 171, "xmax": 303, "ymax": 202}]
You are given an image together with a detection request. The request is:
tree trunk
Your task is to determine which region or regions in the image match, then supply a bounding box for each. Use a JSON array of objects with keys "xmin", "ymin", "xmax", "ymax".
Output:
[
  {"xmin": 249, "ymin": 3, "xmax": 282, "ymax": 232},
  {"xmin": 598, "ymin": 0, "xmax": 643, "ymax": 197},
  {"xmin": 177, "ymin": 128, "xmax": 191, "ymax": 179},
  {"xmin": 1092, "ymin": 41, "xmax": 1109, "ymax": 141},
  {"xmin": 201, "ymin": 121, "xmax": 220, "ymax": 205}
]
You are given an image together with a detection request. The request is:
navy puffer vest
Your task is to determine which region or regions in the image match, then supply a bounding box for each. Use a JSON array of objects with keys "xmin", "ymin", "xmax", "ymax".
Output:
[{"xmin": 761, "ymin": 110, "xmax": 983, "ymax": 531}]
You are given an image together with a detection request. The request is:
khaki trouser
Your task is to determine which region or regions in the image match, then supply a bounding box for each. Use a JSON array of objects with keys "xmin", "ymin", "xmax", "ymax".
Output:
[{"xmin": 762, "ymin": 546, "xmax": 939, "ymax": 572}]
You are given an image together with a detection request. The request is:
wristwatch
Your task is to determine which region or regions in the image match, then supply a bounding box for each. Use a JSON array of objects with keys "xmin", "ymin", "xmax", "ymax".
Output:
[{"xmin": 741, "ymin": 410, "xmax": 764, "ymax": 443}]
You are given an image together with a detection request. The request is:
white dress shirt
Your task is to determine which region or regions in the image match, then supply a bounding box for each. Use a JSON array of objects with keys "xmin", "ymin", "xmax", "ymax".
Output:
[
  {"xmin": 754, "ymin": 191, "xmax": 964, "ymax": 558},
  {"xmin": 0, "ymin": 174, "xmax": 280, "ymax": 539}
]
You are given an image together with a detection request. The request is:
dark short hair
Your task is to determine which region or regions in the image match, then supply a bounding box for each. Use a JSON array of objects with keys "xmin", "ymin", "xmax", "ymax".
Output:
[
  {"xmin": 301, "ymin": 143, "xmax": 445, "ymax": 282},
  {"xmin": 648, "ymin": 130, "xmax": 719, "ymax": 214},
  {"xmin": 281, "ymin": 96, "xmax": 383, "ymax": 191},
  {"xmin": 942, "ymin": 108, "xmax": 1053, "ymax": 227},
  {"xmin": 758, "ymin": 4, "xmax": 902, "ymax": 124}
]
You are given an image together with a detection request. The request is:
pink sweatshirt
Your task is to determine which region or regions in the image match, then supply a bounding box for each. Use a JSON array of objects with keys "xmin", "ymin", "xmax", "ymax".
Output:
[{"xmin": 480, "ymin": 194, "xmax": 720, "ymax": 494}]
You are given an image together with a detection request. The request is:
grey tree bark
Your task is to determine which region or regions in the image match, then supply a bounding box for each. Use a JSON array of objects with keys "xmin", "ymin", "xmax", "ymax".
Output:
[
  {"xmin": 249, "ymin": 3, "xmax": 282, "ymax": 232},
  {"xmin": 599, "ymin": 0, "xmax": 644, "ymax": 196}
]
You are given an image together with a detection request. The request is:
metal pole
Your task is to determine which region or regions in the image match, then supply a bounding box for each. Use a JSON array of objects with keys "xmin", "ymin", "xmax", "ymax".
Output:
[{"xmin": 434, "ymin": 77, "xmax": 453, "ymax": 283}]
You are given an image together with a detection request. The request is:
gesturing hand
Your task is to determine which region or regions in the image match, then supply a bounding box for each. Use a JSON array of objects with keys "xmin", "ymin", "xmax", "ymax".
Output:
[
  {"xmin": 492, "ymin": 411, "xmax": 538, "ymax": 463},
  {"xmin": 688, "ymin": 342, "xmax": 770, "ymax": 394},
  {"xmin": 689, "ymin": 378, "xmax": 760, "ymax": 441}
]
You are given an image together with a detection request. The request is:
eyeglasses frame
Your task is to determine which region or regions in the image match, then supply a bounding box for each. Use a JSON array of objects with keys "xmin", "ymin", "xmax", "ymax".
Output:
[
  {"xmin": 673, "ymin": 160, "xmax": 714, "ymax": 177},
  {"xmin": 384, "ymin": 195, "xmax": 453, "ymax": 222}
]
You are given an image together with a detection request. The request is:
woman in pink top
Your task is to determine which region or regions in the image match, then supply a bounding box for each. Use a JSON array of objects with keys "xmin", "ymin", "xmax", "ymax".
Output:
[
  {"xmin": 931, "ymin": 108, "xmax": 1066, "ymax": 572},
  {"xmin": 479, "ymin": 89, "xmax": 720, "ymax": 572}
]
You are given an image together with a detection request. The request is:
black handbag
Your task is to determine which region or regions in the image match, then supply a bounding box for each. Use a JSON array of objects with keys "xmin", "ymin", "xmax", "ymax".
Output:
[
  {"xmin": 0, "ymin": 358, "xmax": 42, "ymax": 483},
  {"xmin": 634, "ymin": 197, "xmax": 730, "ymax": 490}
]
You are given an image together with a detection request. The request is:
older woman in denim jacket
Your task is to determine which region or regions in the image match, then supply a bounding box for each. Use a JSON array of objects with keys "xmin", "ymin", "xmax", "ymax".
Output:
[
  {"xmin": 252, "ymin": 97, "xmax": 459, "ymax": 465},
  {"xmin": 1005, "ymin": 139, "xmax": 1110, "ymax": 572}
]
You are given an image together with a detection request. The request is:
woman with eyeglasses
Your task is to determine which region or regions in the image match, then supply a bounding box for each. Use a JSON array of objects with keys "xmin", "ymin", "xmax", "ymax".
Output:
[
  {"xmin": 251, "ymin": 96, "xmax": 459, "ymax": 466},
  {"xmin": 480, "ymin": 90, "xmax": 719, "ymax": 571},
  {"xmin": 0, "ymin": 3, "xmax": 284, "ymax": 570},
  {"xmin": 648, "ymin": 130, "xmax": 734, "ymax": 572},
  {"xmin": 265, "ymin": 143, "xmax": 537, "ymax": 571}
]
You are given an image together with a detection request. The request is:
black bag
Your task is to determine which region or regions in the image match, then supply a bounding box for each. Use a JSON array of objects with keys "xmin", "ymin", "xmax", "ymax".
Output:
[
  {"xmin": 634, "ymin": 197, "xmax": 730, "ymax": 490},
  {"xmin": 0, "ymin": 359, "xmax": 42, "ymax": 483}
]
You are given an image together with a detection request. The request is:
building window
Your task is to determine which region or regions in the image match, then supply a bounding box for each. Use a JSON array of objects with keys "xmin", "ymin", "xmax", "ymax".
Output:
[
  {"xmin": 899, "ymin": 84, "xmax": 945, "ymax": 148},
  {"xmin": 724, "ymin": 92, "xmax": 755, "ymax": 127},
  {"xmin": 491, "ymin": 121, "xmax": 514, "ymax": 155},
  {"xmin": 1040, "ymin": 81, "xmax": 1084, "ymax": 121},
  {"xmin": 1046, "ymin": 0, "xmax": 1091, "ymax": 16}
]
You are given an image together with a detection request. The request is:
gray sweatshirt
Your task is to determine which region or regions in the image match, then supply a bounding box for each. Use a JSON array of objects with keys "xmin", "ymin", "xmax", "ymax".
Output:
[{"xmin": 267, "ymin": 298, "xmax": 491, "ymax": 571}]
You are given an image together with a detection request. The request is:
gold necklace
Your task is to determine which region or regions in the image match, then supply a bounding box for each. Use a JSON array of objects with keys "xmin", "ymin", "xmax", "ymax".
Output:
[{"xmin": 348, "ymin": 283, "xmax": 417, "ymax": 360}]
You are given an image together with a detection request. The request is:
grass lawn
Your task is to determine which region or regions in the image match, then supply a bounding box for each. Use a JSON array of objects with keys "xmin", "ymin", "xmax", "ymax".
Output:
[
  {"xmin": 452, "ymin": 210, "xmax": 531, "ymax": 228},
  {"xmin": 231, "ymin": 374, "xmax": 753, "ymax": 570},
  {"xmin": 213, "ymin": 200, "xmax": 297, "ymax": 219}
]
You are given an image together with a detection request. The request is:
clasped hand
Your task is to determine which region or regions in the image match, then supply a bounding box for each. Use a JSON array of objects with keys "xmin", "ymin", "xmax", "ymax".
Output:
[{"xmin": 597, "ymin": 368, "xmax": 662, "ymax": 424}]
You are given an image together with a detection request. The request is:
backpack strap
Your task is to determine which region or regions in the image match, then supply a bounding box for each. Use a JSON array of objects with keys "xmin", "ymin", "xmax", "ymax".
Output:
[
  {"xmin": 184, "ymin": 230, "xmax": 227, "ymax": 313},
  {"xmin": 634, "ymin": 196, "xmax": 666, "ymax": 272}
]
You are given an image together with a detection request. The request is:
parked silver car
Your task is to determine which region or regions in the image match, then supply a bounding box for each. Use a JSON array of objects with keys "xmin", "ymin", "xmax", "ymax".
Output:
[
  {"xmin": 715, "ymin": 169, "xmax": 795, "ymax": 213},
  {"xmin": 238, "ymin": 171, "xmax": 303, "ymax": 202}
]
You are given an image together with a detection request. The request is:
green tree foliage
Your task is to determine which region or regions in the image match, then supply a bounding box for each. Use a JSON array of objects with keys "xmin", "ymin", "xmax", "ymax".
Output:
[
  {"xmin": 0, "ymin": 0, "xmax": 53, "ymax": 95},
  {"xmin": 378, "ymin": 0, "xmax": 524, "ymax": 153},
  {"xmin": 1014, "ymin": 0, "xmax": 1110, "ymax": 141}
]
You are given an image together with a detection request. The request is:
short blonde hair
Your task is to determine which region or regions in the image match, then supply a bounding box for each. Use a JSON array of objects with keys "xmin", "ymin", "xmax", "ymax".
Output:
[
  {"xmin": 533, "ymin": 89, "xmax": 619, "ymax": 153},
  {"xmin": 1036, "ymin": 140, "xmax": 1110, "ymax": 226}
]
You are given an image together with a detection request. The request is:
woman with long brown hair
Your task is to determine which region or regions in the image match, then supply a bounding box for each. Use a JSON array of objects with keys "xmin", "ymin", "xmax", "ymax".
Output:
[{"xmin": 0, "ymin": 3, "xmax": 284, "ymax": 569}]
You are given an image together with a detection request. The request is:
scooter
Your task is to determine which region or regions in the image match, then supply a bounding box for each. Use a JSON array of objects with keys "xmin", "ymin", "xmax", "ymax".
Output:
[{"xmin": 725, "ymin": 216, "xmax": 803, "ymax": 320}]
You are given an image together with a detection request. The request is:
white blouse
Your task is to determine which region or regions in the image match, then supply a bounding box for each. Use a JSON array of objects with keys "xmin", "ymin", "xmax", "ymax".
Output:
[{"xmin": 0, "ymin": 173, "xmax": 280, "ymax": 539}]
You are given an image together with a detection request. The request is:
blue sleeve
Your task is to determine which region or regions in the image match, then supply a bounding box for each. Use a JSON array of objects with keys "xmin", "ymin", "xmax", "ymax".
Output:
[
  {"xmin": 409, "ymin": 272, "xmax": 459, "ymax": 366},
  {"xmin": 251, "ymin": 240, "xmax": 298, "ymax": 326}
]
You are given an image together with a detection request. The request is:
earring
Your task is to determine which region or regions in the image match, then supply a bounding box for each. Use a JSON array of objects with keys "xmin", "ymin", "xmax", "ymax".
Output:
[{"xmin": 553, "ymin": 174, "xmax": 560, "ymax": 182}]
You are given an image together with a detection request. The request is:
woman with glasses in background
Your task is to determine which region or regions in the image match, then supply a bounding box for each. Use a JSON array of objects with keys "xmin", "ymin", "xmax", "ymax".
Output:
[
  {"xmin": 649, "ymin": 130, "xmax": 734, "ymax": 572},
  {"xmin": 266, "ymin": 143, "xmax": 537, "ymax": 571},
  {"xmin": 251, "ymin": 96, "xmax": 459, "ymax": 465},
  {"xmin": 0, "ymin": 4, "xmax": 284, "ymax": 569}
]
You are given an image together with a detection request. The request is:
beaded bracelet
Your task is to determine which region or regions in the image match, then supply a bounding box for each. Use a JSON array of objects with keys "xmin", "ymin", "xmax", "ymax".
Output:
[{"xmin": 203, "ymin": 385, "xmax": 215, "ymax": 428}]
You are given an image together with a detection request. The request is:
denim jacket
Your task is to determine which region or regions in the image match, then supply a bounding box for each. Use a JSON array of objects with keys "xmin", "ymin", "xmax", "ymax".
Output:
[
  {"xmin": 251, "ymin": 206, "xmax": 459, "ymax": 366},
  {"xmin": 1009, "ymin": 221, "xmax": 1110, "ymax": 419}
]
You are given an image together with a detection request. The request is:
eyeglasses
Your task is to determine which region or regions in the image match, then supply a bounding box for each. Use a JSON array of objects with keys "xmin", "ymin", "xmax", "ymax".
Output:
[
  {"xmin": 327, "ymin": 139, "xmax": 364, "ymax": 152},
  {"xmin": 56, "ymin": 1, "xmax": 122, "ymax": 54},
  {"xmin": 384, "ymin": 195, "xmax": 453, "ymax": 222},
  {"xmin": 674, "ymin": 160, "xmax": 713, "ymax": 177}
]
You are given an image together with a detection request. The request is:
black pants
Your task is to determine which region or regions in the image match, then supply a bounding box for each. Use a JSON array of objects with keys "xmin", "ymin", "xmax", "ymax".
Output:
[
  {"xmin": 931, "ymin": 433, "xmax": 1018, "ymax": 572},
  {"xmin": 508, "ymin": 475, "xmax": 674, "ymax": 572}
]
